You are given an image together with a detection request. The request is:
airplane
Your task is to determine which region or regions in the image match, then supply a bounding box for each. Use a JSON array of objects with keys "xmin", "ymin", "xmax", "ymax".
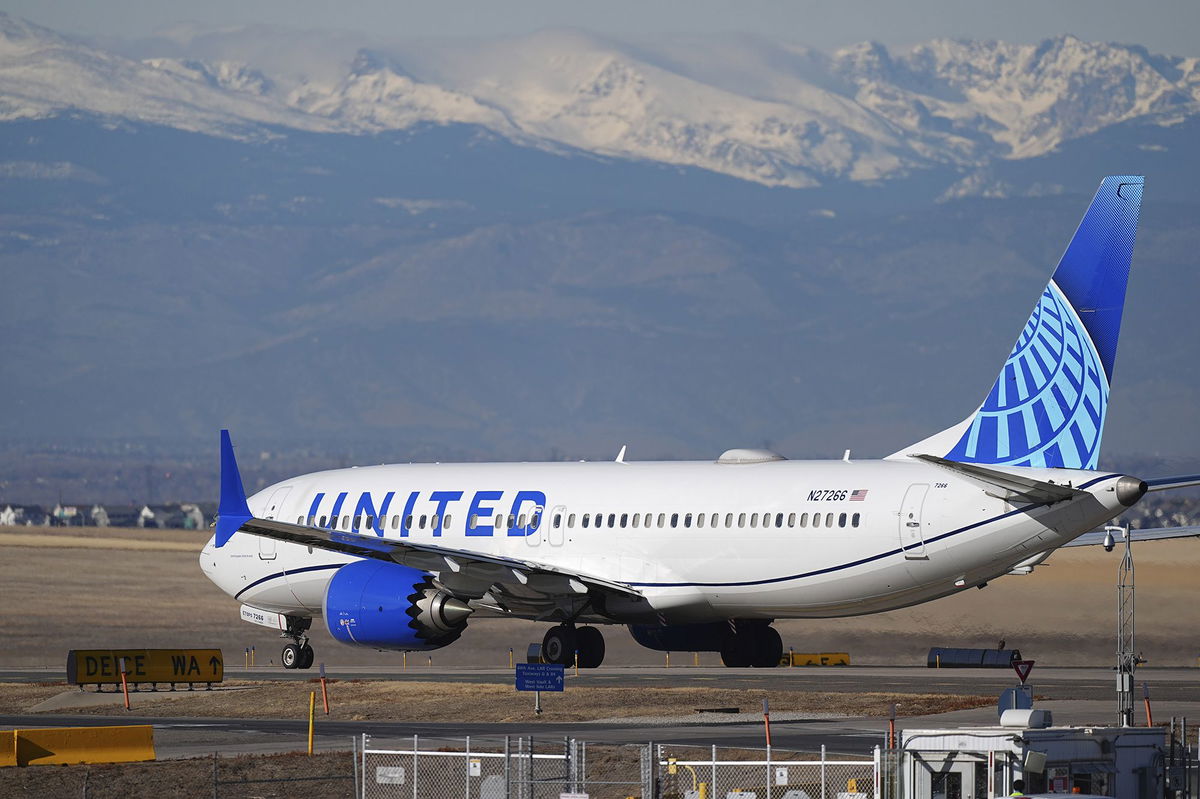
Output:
[{"xmin": 201, "ymin": 175, "xmax": 1200, "ymax": 670}]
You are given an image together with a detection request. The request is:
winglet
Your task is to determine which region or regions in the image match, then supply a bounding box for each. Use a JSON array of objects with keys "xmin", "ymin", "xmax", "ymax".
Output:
[{"xmin": 215, "ymin": 429, "xmax": 252, "ymax": 548}]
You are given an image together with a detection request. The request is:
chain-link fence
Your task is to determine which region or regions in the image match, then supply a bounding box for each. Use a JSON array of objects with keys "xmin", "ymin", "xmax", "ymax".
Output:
[
  {"xmin": 359, "ymin": 735, "xmax": 883, "ymax": 799},
  {"xmin": 657, "ymin": 743, "xmax": 878, "ymax": 799}
]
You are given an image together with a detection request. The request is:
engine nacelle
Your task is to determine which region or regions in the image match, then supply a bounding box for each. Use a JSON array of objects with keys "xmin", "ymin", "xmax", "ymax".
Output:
[{"xmin": 323, "ymin": 560, "xmax": 471, "ymax": 651}]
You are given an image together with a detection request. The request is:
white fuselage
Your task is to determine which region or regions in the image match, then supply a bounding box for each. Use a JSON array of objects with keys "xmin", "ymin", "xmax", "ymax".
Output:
[{"xmin": 201, "ymin": 456, "xmax": 1130, "ymax": 626}]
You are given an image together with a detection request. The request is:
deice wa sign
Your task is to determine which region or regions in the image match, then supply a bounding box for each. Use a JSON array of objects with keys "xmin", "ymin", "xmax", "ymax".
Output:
[{"xmin": 67, "ymin": 649, "xmax": 224, "ymax": 685}]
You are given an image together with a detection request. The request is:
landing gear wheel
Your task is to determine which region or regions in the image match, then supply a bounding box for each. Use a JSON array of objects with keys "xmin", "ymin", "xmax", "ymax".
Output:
[
  {"xmin": 576, "ymin": 626, "xmax": 606, "ymax": 669},
  {"xmin": 298, "ymin": 644, "xmax": 315, "ymax": 670},
  {"xmin": 751, "ymin": 626, "xmax": 783, "ymax": 668},
  {"xmin": 720, "ymin": 634, "xmax": 753, "ymax": 668},
  {"xmin": 282, "ymin": 644, "xmax": 300, "ymax": 669},
  {"xmin": 541, "ymin": 625, "xmax": 578, "ymax": 666}
]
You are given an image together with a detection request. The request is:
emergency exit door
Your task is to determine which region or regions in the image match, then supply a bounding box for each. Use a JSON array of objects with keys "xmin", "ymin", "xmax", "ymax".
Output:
[{"xmin": 258, "ymin": 485, "xmax": 290, "ymax": 561}]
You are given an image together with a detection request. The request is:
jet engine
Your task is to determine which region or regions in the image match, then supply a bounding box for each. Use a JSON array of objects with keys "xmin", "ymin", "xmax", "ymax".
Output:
[{"xmin": 323, "ymin": 560, "xmax": 471, "ymax": 651}]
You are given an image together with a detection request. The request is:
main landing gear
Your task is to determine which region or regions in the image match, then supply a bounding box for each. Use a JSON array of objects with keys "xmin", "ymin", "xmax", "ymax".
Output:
[
  {"xmin": 542, "ymin": 624, "xmax": 606, "ymax": 668},
  {"xmin": 720, "ymin": 623, "xmax": 783, "ymax": 668},
  {"xmin": 281, "ymin": 616, "xmax": 315, "ymax": 670}
]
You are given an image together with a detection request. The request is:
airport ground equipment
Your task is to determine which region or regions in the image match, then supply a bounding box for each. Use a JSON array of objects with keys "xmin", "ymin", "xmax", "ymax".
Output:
[
  {"xmin": 900, "ymin": 720, "xmax": 1166, "ymax": 797},
  {"xmin": 1112, "ymin": 522, "xmax": 1145, "ymax": 726},
  {"xmin": 926, "ymin": 647, "xmax": 1022, "ymax": 668},
  {"xmin": 66, "ymin": 648, "xmax": 223, "ymax": 689}
]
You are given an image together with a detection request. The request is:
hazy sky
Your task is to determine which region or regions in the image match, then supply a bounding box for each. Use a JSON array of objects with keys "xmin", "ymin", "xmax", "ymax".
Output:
[{"xmin": 4, "ymin": 0, "xmax": 1199, "ymax": 54}]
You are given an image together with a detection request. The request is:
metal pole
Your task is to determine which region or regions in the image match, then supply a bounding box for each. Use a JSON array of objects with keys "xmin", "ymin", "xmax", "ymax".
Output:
[
  {"xmin": 465, "ymin": 735, "xmax": 471, "ymax": 799},
  {"xmin": 712, "ymin": 744, "xmax": 718, "ymax": 797},
  {"xmin": 412, "ymin": 734, "xmax": 418, "ymax": 799},
  {"xmin": 352, "ymin": 735, "xmax": 358, "ymax": 799},
  {"xmin": 821, "ymin": 744, "xmax": 827, "ymax": 799},
  {"xmin": 503, "ymin": 735, "xmax": 511, "ymax": 799},
  {"xmin": 1115, "ymin": 523, "xmax": 1139, "ymax": 727}
]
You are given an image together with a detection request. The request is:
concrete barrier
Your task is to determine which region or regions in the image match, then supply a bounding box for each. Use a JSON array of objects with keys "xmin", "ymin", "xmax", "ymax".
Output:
[
  {"xmin": 6, "ymin": 725, "xmax": 155, "ymax": 766},
  {"xmin": 0, "ymin": 730, "xmax": 15, "ymax": 768},
  {"xmin": 782, "ymin": 652, "xmax": 851, "ymax": 666}
]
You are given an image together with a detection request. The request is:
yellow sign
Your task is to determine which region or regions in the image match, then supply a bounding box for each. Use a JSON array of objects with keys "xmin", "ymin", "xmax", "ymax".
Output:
[
  {"xmin": 3, "ymin": 725, "xmax": 155, "ymax": 766},
  {"xmin": 67, "ymin": 649, "xmax": 223, "ymax": 684}
]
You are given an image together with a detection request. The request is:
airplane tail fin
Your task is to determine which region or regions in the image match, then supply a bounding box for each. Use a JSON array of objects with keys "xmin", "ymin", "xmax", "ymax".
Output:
[{"xmin": 888, "ymin": 176, "xmax": 1143, "ymax": 469}]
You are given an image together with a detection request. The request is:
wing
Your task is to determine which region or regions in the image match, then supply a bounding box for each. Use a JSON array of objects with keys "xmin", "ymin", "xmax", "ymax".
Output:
[{"xmin": 215, "ymin": 431, "xmax": 646, "ymax": 623}]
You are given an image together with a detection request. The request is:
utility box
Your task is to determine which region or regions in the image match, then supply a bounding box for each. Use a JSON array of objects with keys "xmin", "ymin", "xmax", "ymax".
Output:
[{"xmin": 899, "ymin": 723, "xmax": 1164, "ymax": 798}]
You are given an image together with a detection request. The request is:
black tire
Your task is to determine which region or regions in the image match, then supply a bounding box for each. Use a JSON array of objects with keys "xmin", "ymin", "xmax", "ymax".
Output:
[
  {"xmin": 751, "ymin": 626, "xmax": 783, "ymax": 668},
  {"xmin": 298, "ymin": 645, "xmax": 315, "ymax": 670},
  {"xmin": 576, "ymin": 626, "xmax": 606, "ymax": 669},
  {"xmin": 282, "ymin": 644, "xmax": 300, "ymax": 669},
  {"xmin": 541, "ymin": 625, "xmax": 578, "ymax": 666},
  {"xmin": 720, "ymin": 633, "xmax": 753, "ymax": 668}
]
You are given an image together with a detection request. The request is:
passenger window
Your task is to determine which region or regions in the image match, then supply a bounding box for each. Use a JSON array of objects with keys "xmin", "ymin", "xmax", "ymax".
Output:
[
  {"xmin": 838, "ymin": 512, "xmax": 847, "ymax": 527},
  {"xmin": 710, "ymin": 513, "xmax": 719, "ymax": 528},
  {"xmin": 298, "ymin": 516, "xmax": 305, "ymax": 525},
  {"xmin": 342, "ymin": 515, "xmax": 349, "ymax": 529},
  {"xmin": 825, "ymin": 512, "xmax": 835, "ymax": 527},
  {"xmin": 443, "ymin": 514, "xmax": 452, "ymax": 530},
  {"xmin": 530, "ymin": 513, "xmax": 538, "ymax": 528},
  {"xmin": 725, "ymin": 513, "xmax": 733, "ymax": 527},
  {"xmin": 494, "ymin": 515, "xmax": 503, "ymax": 530},
  {"xmin": 391, "ymin": 515, "xmax": 400, "ymax": 530},
  {"xmin": 582, "ymin": 514, "xmax": 590, "ymax": 528},
  {"xmin": 553, "ymin": 514, "xmax": 562, "ymax": 529},
  {"xmin": 684, "ymin": 513, "xmax": 692, "ymax": 528},
  {"xmin": 696, "ymin": 513, "xmax": 705, "ymax": 529},
  {"xmin": 431, "ymin": 514, "xmax": 440, "ymax": 530},
  {"xmin": 788, "ymin": 513, "xmax": 796, "ymax": 528},
  {"xmin": 366, "ymin": 515, "xmax": 375, "ymax": 529},
  {"xmin": 751, "ymin": 513, "xmax": 759, "ymax": 528},
  {"xmin": 608, "ymin": 513, "xmax": 616, "ymax": 528},
  {"xmin": 632, "ymin": 514, "xmax": 640, "ymax": 528},
  {"xmin": 518, "ymin": 514, "xmax": 526, "ymax": 529},
  {"xmin": 658, "ymin": 513, "xmax": 666, "ymax": 528},
  {"xmin": 620, "ymin": 513, "xmax": 628, "ymax": 528},
  {"xmin": 406, "ymin": 515, "xmax": 414, "ymax": 530},
  {"xmin": 775, "ymin": 513, "xmax": 783, "ymax": 528},
  {"xmin": 568, "ymin": 513, "xmax": 576, "ymax": 527},
  {"xmin": 352, "ymin": 516, "xmax": 360, "ymax": 531},
  {"xmin": 469, "ymin": 514, "xmax": 478, "ymax": 530},
  {"xmin": 418, "ymin": 515, "xmax": 426, "ymax": 529},
  {"xmin": 670, "ymin": 513, "xmax": 678, "ymax": 528},
  {"xmin": 852, "ymin": 513, "xmax": 861, "ymax": 527},
  {"xmin": 319, "ymin": 515, "xmax": 327, "ymax": 527},
  {"xmin": 811, "ymin": 513, "xmax": 820, "ymax": 528},
  {"xmin": 508, "ymin": 514, "xmax": 516, "ymax": 529},
  {"xmin": 738, "ymin": 513, "xmax": 746, "ymax": 528}
]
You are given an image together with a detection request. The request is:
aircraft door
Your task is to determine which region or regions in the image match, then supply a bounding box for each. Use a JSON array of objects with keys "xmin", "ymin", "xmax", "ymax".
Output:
[
  {"xmin": 899, "ymin": 483, "xmax": 929, "ymax": 559},
  {"xmin": 258, "ymin": 486, "xmax": 291, "ymax": 561}
]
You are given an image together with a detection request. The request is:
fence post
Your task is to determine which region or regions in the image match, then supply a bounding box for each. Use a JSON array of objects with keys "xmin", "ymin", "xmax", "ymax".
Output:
[
  {"xmin": 465, "ymin": 735, "xmax": 471, "ymax": 799},
  {"xmin": 873, "ymin": 745, "xmax": 881, "ymax": 799},
  {"xmin": 504, "ymin": 735, "xmax": 511, "ymax": 799},
  {"xmin": 352, "ymin": 735, "xmax": 358, "ymax": 799},
  {"xmin": 766, "ymin": 742, "xmax": 772, "ymax": 799},
  {"xmin": 211, "ymin": 751, "xmax": 218, "ymax": 799},
  {"xmin": 412, "ymin": 734, "xmax": 418, "ymax": 799},
  {"xmin": 711, "ymin": 744, "xmax": 718, "ymax": 796},
  {"xmin": 821, "ymin": 744, "xmax": 827, "ymax": 799}
]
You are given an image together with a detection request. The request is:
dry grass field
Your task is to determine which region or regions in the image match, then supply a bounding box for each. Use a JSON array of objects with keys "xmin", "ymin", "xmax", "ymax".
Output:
[{"xmin": 1, "ymin": 526, "xmax": 1197, "ymax": 669}]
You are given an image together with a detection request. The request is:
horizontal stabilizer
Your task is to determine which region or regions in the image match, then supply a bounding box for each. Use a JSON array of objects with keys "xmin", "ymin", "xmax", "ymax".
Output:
[
  {"xmin": 913, "ymin": 454, "xmax": 1084, "ymax": 504},
  {"xmin": 1144, "ymin": 473, "xmax": 1200, "ymax": 492},
  {"xmin": 1063, "ymin": 526, "xmax": 1200, "ymax": 547}
]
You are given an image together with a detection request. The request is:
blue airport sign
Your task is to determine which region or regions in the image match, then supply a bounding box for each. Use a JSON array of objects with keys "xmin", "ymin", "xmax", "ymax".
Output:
[{"xmin": 515, "ymin": 663, "xmax": 564, "ymax": 692}]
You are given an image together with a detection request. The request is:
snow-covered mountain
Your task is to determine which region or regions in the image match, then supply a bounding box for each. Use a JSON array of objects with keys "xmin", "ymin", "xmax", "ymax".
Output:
[{"xmin": 2, "ymin": 13, "xmax": 1198, "ymax": 187}]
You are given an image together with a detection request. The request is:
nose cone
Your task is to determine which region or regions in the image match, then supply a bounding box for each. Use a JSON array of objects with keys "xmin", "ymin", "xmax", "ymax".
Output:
[{"xmin": 1116, "ymin": 475, "xmax": 1148, "ymax": 507}]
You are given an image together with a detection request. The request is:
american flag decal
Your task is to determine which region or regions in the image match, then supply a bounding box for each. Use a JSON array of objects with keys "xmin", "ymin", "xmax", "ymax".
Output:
[{"xmin": 850, "ymin": 489, "xmax": 868, "ymax": 501}]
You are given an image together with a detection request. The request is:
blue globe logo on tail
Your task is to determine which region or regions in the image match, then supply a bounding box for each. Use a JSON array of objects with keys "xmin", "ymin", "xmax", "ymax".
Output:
[
  {"xmin": 946, "ymin": 281, "xmax": 1107, "ymax": 468},
  {"xmin": 941, "ymin": 176, "xmax": 1143, "ymax": 470}
]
